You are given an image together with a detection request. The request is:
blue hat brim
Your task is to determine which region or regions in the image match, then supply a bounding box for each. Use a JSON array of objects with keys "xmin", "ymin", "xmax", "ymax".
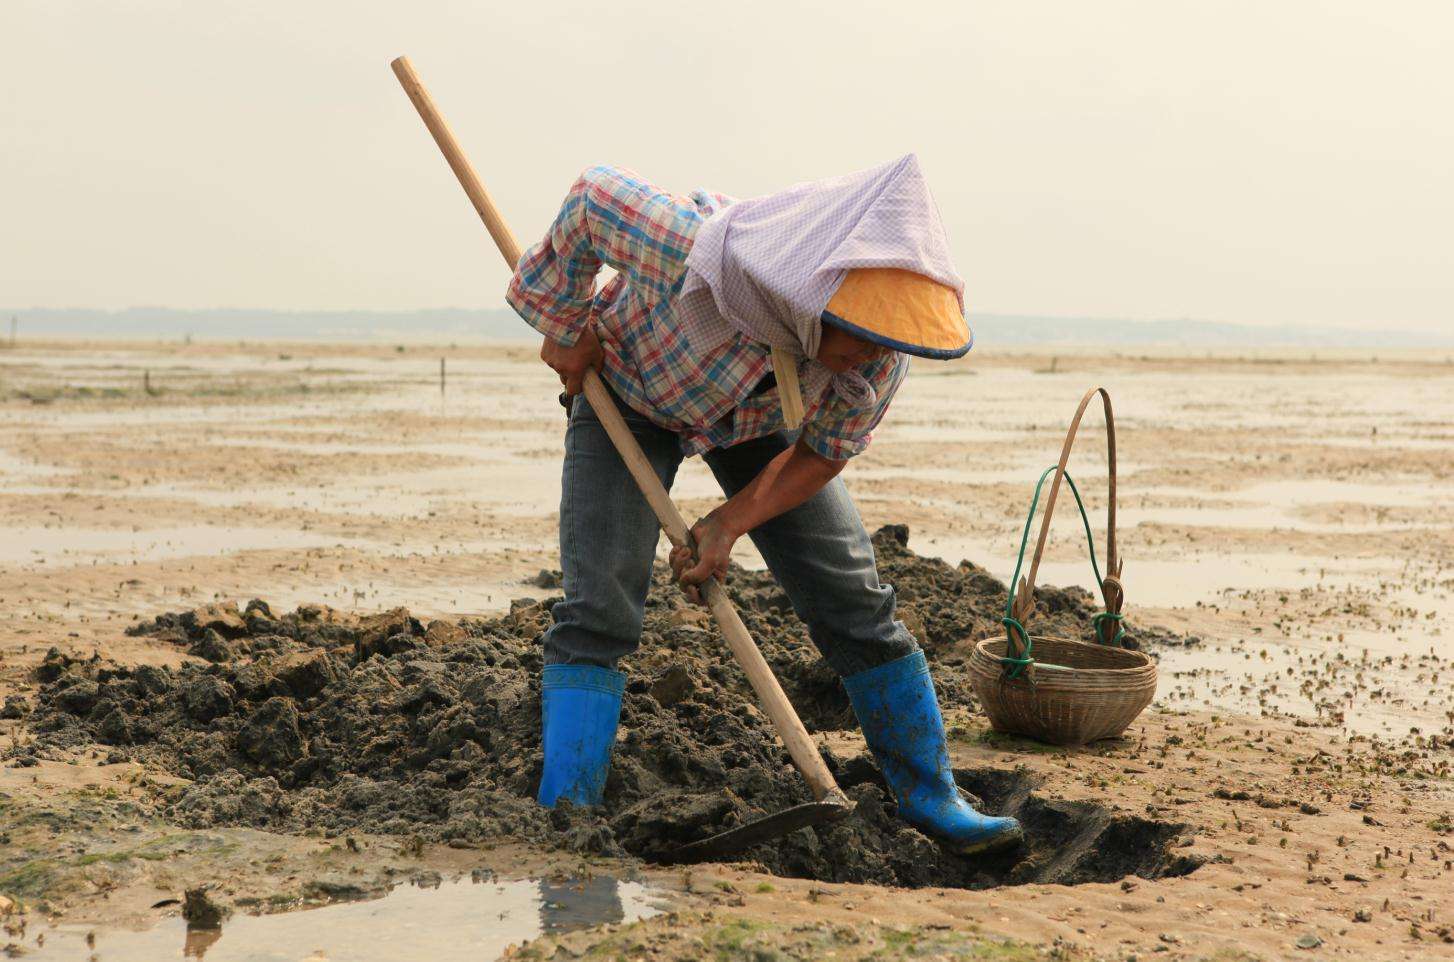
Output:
[{"xmin": 821, "ymin": 310, "xmax": 973, "ymax": 360}]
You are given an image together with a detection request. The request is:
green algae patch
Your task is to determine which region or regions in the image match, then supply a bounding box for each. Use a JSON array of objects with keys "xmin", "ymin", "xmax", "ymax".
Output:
[{"xmin": 509, "ymin": 913, "xmax": 1059, "ymax": 962}]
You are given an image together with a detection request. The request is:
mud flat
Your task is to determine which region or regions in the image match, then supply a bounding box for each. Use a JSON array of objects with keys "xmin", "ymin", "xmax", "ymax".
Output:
[
  {"xmin": 5, "ymin": 530, "xmax": 1452, "ymax": 960},
  {"xmin": 2, "ymin": 340, "xmax": 1453, "ymax": 960},
  {"xmin": 14, "ymin": 529, "xmax": 1194, "ymax": 885}
]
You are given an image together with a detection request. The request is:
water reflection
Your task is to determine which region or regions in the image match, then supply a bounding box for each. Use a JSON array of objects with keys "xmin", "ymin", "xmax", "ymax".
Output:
[
  {"xmin": 184, "ymin": 925, "xmax": 223, "ymax": 958},
  {"xmin": 26, "ymin": 874, "xmax": 659, "ymax": 962},
  {"xmin": 538, "ymin": 876, "xmax": 625, "ymax": 932}
]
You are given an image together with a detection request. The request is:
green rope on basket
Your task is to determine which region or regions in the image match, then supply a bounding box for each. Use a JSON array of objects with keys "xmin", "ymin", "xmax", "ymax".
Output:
[
  {"xmin": 1091, "ymin": 610, "xmax": 1126, "ymax": 647},
  {"xmin": 1001, "ymin": 465, "xmax": 1124, "ymax": 678},
  {"xmin": 1000, "ymin": 615, "xmax": 1034, "ymax": 680}
]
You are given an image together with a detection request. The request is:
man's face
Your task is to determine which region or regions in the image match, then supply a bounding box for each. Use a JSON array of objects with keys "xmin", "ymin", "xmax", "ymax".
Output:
[{"xmin": 815, "ymin": 325, "xmax": 891, "ymax": 373}]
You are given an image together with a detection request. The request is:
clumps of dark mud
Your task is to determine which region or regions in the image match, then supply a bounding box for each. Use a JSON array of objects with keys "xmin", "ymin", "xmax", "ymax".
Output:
[
  {"xmin": 17, "ymin": 527, "xmax": 1197, "ymax": 889},
  {"xmin": 758, "ymin": 761, "xmax": 1202, "ymax": 888}
]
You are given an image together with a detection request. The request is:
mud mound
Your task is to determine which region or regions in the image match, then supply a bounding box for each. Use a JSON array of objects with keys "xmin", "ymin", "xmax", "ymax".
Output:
[{"xmin": 16, "ymin": 527, "xmax": 1196, "ymax": 889}]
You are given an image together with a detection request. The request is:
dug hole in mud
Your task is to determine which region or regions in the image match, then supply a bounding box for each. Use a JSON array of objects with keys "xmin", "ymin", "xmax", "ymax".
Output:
[{"xmin": 19, "ymin": 526, "xmax": 1204, "ymax": 892}]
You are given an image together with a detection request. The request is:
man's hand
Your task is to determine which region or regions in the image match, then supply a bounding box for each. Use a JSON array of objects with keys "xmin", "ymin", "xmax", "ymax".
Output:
[
  {"xmin": 669, "ymin": 508, "xmax": 741, "ymax": 605},
  {"xmin": 670, "ymin": 440, "xmax": 846, "ymax": 605},
  {"xmin": 540, "ymin": 327, "xmax": 603, "ymax": 395}
]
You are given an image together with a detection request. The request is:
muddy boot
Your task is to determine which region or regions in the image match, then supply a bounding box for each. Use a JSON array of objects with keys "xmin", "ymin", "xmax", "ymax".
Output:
[
  {"xmin": 536, "ymin": 665, "xmax": 626, "ymax": 808},
  {"xmin": 843, "ymin": 651, "xmax": 1023, "ymax": 855}
]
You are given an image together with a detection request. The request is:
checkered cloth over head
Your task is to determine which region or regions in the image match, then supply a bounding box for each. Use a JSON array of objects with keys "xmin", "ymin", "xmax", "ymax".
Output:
[{"xmin": 506, "ymin": 165, "xmax": 911, "ymax": 460}]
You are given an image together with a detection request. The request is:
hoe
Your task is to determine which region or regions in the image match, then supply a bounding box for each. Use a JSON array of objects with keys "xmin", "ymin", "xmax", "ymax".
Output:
[{"xmin": 390, "ymin": 56, "xmax": 856, "ymax": 862}]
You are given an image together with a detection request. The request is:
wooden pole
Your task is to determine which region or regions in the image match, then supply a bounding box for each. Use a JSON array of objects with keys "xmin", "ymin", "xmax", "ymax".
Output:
[
  {"xmin": 440, "ymin": 357, "xmax": 446, "ymax": 394},
  {"xmin": 390, "ymin": 58, "xmax": 522, "ymax": 266},
  {"xmin": 390, "ymin": 56, "xmax": 844, "ymax": 806}
]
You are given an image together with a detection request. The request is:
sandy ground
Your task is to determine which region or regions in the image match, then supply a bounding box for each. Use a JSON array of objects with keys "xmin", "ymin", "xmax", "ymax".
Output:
[{"xmin": 1, "ymin": 339, "xmax": 1451, "ymax": 961}]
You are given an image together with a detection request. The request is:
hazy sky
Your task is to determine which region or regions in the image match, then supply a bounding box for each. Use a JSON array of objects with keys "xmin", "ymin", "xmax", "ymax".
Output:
[{"xmin": 4, "ymin": 1, "xmax": 1451, "ymax": 332}]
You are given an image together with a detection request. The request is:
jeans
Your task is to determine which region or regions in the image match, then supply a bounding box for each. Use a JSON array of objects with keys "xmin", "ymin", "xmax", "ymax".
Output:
[{"xmin": 543, "ymin": 385, "xmax": 919, "ymax": 678}]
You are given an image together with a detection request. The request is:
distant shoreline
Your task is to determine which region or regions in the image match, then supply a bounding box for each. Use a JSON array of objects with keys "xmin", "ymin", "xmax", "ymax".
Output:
[
  {"xmin": 2, "ymin": 307, "xmax": 1451, "ymax": 350},
  {"xmin": 4, "ymin": 338, "xmax": 1449, "ymax": 366}
]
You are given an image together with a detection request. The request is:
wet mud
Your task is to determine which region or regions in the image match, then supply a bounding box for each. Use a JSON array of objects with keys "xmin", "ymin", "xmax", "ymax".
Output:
[{"xmin": 15, "ymin": 526, "xmax": 1198, "ymax": 889}]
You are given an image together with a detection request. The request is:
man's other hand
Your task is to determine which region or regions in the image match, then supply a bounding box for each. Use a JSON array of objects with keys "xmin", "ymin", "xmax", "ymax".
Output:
[
  {"xmin": 670, "ymin": 509, "xmax": 740, "ymax": 605},
  {"xmin": 540, "ymin": 328, "xmax": 603, "ymax": 395}
]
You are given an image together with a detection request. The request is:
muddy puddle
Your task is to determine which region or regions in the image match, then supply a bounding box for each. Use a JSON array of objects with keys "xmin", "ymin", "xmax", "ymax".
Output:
[{"xmin": 18, "ymin": 875, "xmax": 663, "ymax": 961}]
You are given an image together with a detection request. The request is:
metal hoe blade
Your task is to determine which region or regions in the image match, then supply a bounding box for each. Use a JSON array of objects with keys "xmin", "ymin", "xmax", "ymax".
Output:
[{"xmin": 658, "ymin": 795, "xmax": 856, "ymax": 864}]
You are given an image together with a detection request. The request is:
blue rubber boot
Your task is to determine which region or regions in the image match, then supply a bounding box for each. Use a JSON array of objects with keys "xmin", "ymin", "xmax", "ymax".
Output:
[
  {"xmin": 843, "ymin": 651, "xmax": 1023, "ymax": 855},
  {"xmin": 536, "ymin": 664, "xmax": 626, "ymax": 808}
]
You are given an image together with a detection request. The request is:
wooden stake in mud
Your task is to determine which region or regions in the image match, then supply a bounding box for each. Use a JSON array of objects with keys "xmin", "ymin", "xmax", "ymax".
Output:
[
  {"xmin": 390, "ymin": 56, "xmax": 853, "ymax": 856},
  {"xmin": 440, "ymin": 357, "xmax": 446, "ymax": 394}
]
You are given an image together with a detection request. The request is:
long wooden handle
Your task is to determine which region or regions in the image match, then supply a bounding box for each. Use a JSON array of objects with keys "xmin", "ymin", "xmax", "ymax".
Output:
[{"xmin": 390, "ymin": 56, "xmax": 844, "ymax": 805}]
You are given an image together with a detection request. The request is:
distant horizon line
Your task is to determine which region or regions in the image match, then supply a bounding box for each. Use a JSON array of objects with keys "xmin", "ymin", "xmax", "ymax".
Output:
[
  {"xmin": 0, "ymin": 304, "xmax": 1399, "ymax": 331},
  {"xmin": 2, "ymin": 305, "xmax": 1450, "ymax": 348}
]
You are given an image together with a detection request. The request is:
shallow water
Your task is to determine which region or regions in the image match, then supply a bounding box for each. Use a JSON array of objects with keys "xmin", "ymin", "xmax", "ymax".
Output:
[
  {"xmin": 1155, "ymin": 636, "xmax": 1454, "ymax": 737},
  {"xmin": 21, "ymin": 875, "xmax": 663, "ymax": 961},
  {"xmin": 1, "ymin": 525, "xmax": 369, "ymax": 569},
  {"xmin": 912, "ymin": 534, "xmax": 1391, "ymax": 606}
]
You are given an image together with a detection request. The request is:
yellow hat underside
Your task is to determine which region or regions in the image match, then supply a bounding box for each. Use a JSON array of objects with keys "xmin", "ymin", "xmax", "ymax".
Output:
[{"xmin": 823, "ymin": 268, "xmax": 972, "ymax": 359}]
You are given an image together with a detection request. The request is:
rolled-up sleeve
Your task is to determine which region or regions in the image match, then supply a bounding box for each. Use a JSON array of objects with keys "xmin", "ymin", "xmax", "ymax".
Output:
[
  {"xmin": 799, "ymin": 353, "xmax": 909, "ymax": 460},
  {"xmin": 506, "ymin": 165, "xmax": 696, "ymax": 346}
]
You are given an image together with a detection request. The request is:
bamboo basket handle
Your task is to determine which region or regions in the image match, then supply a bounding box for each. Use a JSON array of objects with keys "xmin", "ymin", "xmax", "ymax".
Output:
[{"xmin": 1009, "ymin": 387, "xmax": 1122, "ymax": 647}]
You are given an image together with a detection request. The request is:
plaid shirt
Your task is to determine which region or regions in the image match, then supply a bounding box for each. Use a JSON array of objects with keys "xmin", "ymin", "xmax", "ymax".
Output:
[{"xmin": 506, "ymin": 166, "xmax": 907, "ymax": 460}]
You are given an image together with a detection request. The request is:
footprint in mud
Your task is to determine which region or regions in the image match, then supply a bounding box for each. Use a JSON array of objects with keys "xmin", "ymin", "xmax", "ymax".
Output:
[{"xmin": 948, "ymin": 766, "xmax": 1205, "ymax": 887}]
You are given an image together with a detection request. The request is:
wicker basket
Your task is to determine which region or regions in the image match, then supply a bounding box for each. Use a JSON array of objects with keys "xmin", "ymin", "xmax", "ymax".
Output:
[
  {"xmin": 969, "ymin": 636, "xmax": 1157, "ymax": 745},
  {"xmin": 968, "ymin": 387, "xmax": 1157, "ymax": 745}
]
